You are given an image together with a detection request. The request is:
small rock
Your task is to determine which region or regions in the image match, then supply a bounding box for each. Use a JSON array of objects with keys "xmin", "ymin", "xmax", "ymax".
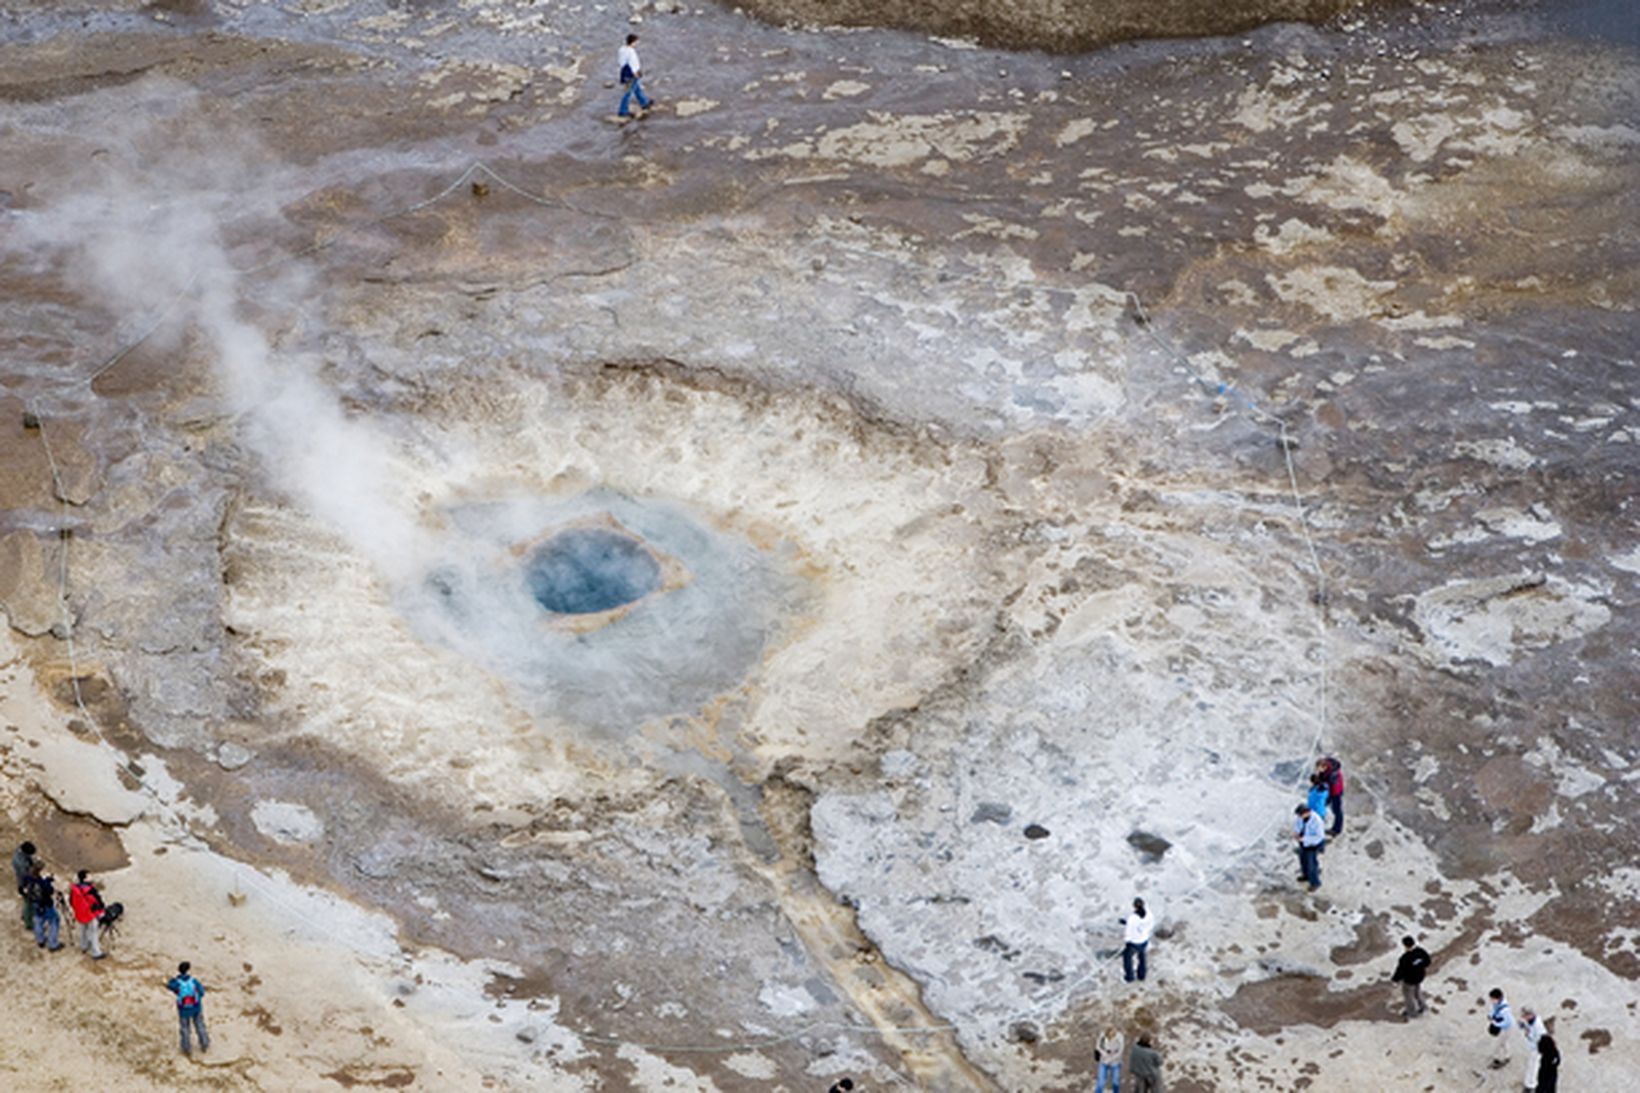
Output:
[
  {"xmin": 216, "ymin": 743, "xmax": 253, "ymax": 771},
  {"xmin": 970, "ymin": 802, "xmax": 1012, "ymax": 825},
  {"xmin": 516, "ymin": 1026, "xmax": 537, "ymax": 1044},
  {"xmin": 21, "ymin": 411, "xmax": 40, "ymax": 429},
  {"xmin": 1007, "ymin": 1020, "xmax": 1040, "ymax": 1044},
  {"xmin": 1023, "ymin": 823, "xmax": 1050, "ymax": 840},
  {"xmin": 1127, "ymin": 830, "xmax": 1172, "ymax": 863}
]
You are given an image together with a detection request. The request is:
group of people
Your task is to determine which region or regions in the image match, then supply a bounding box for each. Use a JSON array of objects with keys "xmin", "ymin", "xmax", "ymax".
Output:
[
  {"xmin": 1486, "ymin": 987, "xmax": 1562, "ymax": 1092},
  {"xmin": 11, "ymin": 841, "xmax": 111, "ymax": 959},
  {"xmin": 12, "ymin": 840, "xmax": 212, "ymax": 1057},
  {"xmin": 1292, "ymin": 756, "xmax": 1345, "ymax": 891},
  {"xmin": 1094, "ymin": 1027, "xmax": 1166, "ymax": 1093}
]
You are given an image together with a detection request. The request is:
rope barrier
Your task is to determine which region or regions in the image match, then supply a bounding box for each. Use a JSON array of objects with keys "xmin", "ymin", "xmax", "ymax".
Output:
[{"xmin": 21, "ymin": 155, "xmax": 1333, "ymax": 1067}]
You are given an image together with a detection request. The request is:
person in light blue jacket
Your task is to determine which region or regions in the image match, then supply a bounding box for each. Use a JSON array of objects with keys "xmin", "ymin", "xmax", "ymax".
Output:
[{"xmin": 166, "ymin": 961, "xmax": 210, "ymax": 1056}]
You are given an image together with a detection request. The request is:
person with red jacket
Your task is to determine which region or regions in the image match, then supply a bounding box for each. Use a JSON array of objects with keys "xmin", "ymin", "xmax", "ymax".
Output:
[
  {"xmin": 1316, "ymin": 757, "xmax": 1345, "ymax": 836},
  {"xmin": 69, "ymin": 870, "xmax": 106, "ymax": 960}
]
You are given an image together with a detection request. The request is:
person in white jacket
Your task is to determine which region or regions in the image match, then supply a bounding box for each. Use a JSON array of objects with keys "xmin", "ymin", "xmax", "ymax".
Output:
[
  {"xmin": 1122, "ymin": 898, "xmax": 1153, "ymax": 983},
  {"xmin": 616, "ymin": 33, "xmax": 653, "ymax": 118},
  {"xmin": 1520, "ymin": 1007, "xmax": 1547, "ymax": 1090}
]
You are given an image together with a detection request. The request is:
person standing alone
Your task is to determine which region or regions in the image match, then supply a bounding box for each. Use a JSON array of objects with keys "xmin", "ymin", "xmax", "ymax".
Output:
[
  {"xmin": 69, "ymin": 870, "xmax": 106, "ymax": 960},
  {"xmin": 1391, "ymin": 935, "xmax": 1431, "ymax": 1018},
  {"xmin": 167, "ymin": 961, "xmax": 210, "ymax": 1056},
  {"xmin": 617, "ymin": 33, "xmax": 653, "ymax": 118},
  {"xmin": 1122, "ymin": 898, "xmax": 1153, "ymax": 983}
]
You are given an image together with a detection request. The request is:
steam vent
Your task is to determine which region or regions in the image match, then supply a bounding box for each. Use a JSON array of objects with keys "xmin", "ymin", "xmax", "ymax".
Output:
[{"xmin": 0, "ymin": 1, "xmax": 1635, "ymax": 1090}]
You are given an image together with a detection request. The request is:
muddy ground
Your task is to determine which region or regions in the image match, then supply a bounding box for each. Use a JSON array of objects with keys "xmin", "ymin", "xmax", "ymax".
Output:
[{"xmin": 0, "ymin": 0, "xmax": 1636, "ymax": 1090}]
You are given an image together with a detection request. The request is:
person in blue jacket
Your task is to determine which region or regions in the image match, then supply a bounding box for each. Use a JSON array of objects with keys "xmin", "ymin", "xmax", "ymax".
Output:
[{"xmin": 166, "ymin": 961, "xmax": 210, "ymax": 1056}]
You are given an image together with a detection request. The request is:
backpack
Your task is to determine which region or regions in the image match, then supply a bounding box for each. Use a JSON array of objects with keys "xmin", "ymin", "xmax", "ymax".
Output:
[
  {"xmin": 174, "ymin": 976, "xmax": 202, "ymax": 1009},
  {"xmin": 1322, "ymin": 757, "xmax": 1344, "ymax": 794}
]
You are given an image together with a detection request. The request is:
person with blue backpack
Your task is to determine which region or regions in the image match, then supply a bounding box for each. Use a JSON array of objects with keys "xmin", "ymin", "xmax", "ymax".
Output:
[{"xmin": 166, "ymin": 961, "xmax": 210, "ymax": 1056}]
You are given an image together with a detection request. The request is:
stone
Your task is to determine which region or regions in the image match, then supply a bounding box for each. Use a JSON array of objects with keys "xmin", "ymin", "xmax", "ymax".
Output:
[
  {"xmin": 1127, "ymin": 830, "xmax": 1172, "ymax": 862},
  {"xmin": 969, "ymin": 801, "xmax": 1012, "ymax": 825},
  {"xmin": 216, "ymin": 742, "xmax": 254, "ymax": 771},
  {"xmin": 1023, "ymin": 823, "xmax": 1050, "ymax": 840},
  {"xmin": 250, "ymin": 800, "xmax": 325, "ymax": 844},
  {"xmin": 0, "ymin": 532, "xmax": 60, "ymax": 636}
]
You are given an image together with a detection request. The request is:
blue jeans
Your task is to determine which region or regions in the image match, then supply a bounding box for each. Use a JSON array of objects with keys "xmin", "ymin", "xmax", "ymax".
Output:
[
  {"xmin": 1328, "ymin": 793, "xmax": 1343, "ymax": 835},
  {"xmin": 1096, "ymin": 1061, "xmax": 1121, "ymax": 1092},
  {"xmin": 618, "ymin": 75, "xmax": 651, "ymax": 116},
  {"xmin": 1298, "ymin": 844, "xmax": 1321, "ymax": 888},
  {"xmin": 179, "ymin": 1010, "xmax": 209, "ymax": 1054},
  {"xmin": 32, "ymin": 906, "xmax": 59, "ymax": 949},
  {"xmin": 1122, "ymin": 940, "xmax": 1147, "ymax": 982}
]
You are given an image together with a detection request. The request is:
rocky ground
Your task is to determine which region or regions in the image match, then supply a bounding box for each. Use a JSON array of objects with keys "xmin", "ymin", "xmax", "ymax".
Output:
[{"xmin": 0, "ymin": 0, "xmax": 1635, "ymax": 1090}]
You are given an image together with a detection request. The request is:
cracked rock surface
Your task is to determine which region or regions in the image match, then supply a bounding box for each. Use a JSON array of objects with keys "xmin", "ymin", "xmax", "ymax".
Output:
[{"xmin": 0, "ymin": 0, "xmax": 1636, "ymax": 1090}]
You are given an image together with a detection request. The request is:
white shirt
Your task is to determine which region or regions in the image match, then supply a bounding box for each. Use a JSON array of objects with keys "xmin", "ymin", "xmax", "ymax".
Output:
[
  {"xmin": 1124, "ymin": 911, "xmax": 1153, "ymax": 945},
  {"xmin": 1521, "ymin": 1015, "xmax": 1545, "ymax": 1044},
  {"xmin": 617, "ymin": 44, "xmax": 641, "ymax": 77}
]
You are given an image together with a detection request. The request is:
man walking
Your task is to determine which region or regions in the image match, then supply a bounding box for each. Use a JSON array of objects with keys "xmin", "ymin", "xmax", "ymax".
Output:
[
  {"xmin": 1121, "ymin": 897, "xmax": 1153, "ymax": 983},
  {"xmin": 1520, "ymin": 1007, "xmax": 1547, "ymax": 1091},
  {"xmin": 616, "ymin": 33, "xmax": 653, "ymax": 118},
  {"xmin": 25, "ymin": 865, "xmax": 62, "ymax": 950},
  {"xmin": 1486, "ymin": 987, "xmax": 1515, "ymax": 1070},
  {"xmin": 69, "ymin": 870, "xmax": 106, "ymax": 960},
  {"xmin": 1129, "ymin": 1034, "xmax": 1165, "ymax": 1093},
  {"xmin": 1293, "ymin": 805, "xmax": 1325, "ymax": 890},
  {"xmin": 11, "ymin": 841, "xmax": 37, "ymax": 928},
  {"xmin": 167, "ymin": 961, "xmax": 210, "ymax": 1056},
  {"xmin": 1391, "ymin": 935, "xmax": 1431, "ymax": 1017}
]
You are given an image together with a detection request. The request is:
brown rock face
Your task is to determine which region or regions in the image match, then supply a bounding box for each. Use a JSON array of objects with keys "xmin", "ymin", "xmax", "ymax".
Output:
[{"xmin": 732, "ymin": 0, "xmax": 1364, "ymax": 51}]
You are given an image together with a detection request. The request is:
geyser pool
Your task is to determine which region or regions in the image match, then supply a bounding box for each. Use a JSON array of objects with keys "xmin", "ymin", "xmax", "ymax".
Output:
[{"xmin": 527, "ymin": 528, "xmax": 660, "ymax": 614}]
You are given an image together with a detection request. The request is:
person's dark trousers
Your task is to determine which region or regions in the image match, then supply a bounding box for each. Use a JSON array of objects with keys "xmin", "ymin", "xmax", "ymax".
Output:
[
  {"xmin": 1122, "ymin": 940, "xmax": 1148, "ymax": 982},
  {"xmin": 1328, "ymin": 793, "xmax": 1343, "ymax": 836},
  {"xmin": 1298, "ymin": 845, "xmax": 1321, "ymax": 888},
  {"xmin": 179, "ymin": 1010, "xmax": 209, "ymax": 1055}
]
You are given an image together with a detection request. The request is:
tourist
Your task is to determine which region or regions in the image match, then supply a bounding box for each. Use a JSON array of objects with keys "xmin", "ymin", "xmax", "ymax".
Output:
[
  {"xmin": 616, "ymin": 33, "xmax": 653, "ymax": 119},
  {"xmin": 1391, "ymin": 935, "xmax": 1431, "ymax": 1018},
  {"xmin": 69, "ymin": 870, "xmax": 106, "ymax": 960},
  {"xmin": 1129, "ymin": 1034, "xmax": 1165, "ymax": 1093},
  {"xmin": 1293, "ymin": 805, "xmax": 1325, "ymax": 890},
  {"xmin": 166, "ymin": 961, "xmax": 210, "ymax": 1056},
  {"xmin": 1316, "ymin": 756, "xmax": 1344, "ymax": 836},
  {"xmin": 1306, "ymin": 774, "xmax": 1331, "ymax": 836},
  {"xmin": 1534, "ymin": 1032, "xmax": 1561, "ymax": 1093},
  {"xmin": 1122, "ymin": 898, "xmax": 1153, "ymax": 983},
  {"xmin": 1486, "ymin": 987, "xmax": 1515, "ymax": 1069},
  {"xmin": 26, "ymin": 865, "xmax": 62, "ymax": 951},
  {"xmin": 826, "ymin": 1080, "xmax": 854, "ymax": 1093},
  {"xmin": 1519, "ymin": 1007, "xmax": 1547, "ymax": 1090},
  {"xmin": 11, "ymin": 840, "xmax": 37, "ymax": 928},
  {"xmin": 1095, "ymin": 1026, "xmax": 1124, "ymax": 1092}
]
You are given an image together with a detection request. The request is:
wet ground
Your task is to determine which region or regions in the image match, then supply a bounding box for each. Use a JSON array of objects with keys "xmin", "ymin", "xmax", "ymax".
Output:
[{"xmin": 1, "ymin": 0, "xmax": 1637, "ymax": 1089}]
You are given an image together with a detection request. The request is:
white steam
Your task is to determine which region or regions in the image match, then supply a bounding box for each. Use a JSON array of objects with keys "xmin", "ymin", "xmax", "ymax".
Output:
[{"xmin": 16, "ymin": 84, "xmax": 429, "ymax": 580}]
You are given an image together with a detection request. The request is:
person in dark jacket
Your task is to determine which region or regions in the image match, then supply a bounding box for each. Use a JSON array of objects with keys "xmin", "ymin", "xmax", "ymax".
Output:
[
  {"xmin": 1534, "ymin": 1032, "xmax": 1560, "ymax": 1093},
  {"xmin": 1129, "ymin": 1034, "xmax": 1165, "ymax": 1093},
  {"xmin": 11, "ymin": 841, "xmax": 37, "ymax": 928},
  {"xmin": 25, "ymin": 865, "xmax": 62, "ymax": 950},
  {"xmin": 1391, "ymin": 935, "xmax": 1431, "ymax": 1017},
  {"xmin": 166, "ymin": 961, "xmax": 210, "ymax": 1056}
]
